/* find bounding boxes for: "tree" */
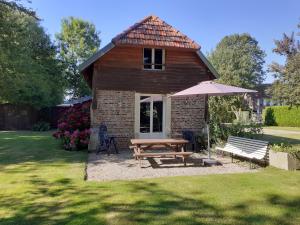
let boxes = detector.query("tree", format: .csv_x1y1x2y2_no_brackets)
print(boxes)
208,33,266,88
207,34,266,124
0,1,64,108
0,0,38,19
56,17,100,98
269,23,300,106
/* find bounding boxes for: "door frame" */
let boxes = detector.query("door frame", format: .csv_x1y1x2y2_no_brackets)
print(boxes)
134,93,171,139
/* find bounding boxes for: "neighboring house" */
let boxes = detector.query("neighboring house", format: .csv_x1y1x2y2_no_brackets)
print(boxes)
57,96,92,107
252,84,280,115
79,15,219,149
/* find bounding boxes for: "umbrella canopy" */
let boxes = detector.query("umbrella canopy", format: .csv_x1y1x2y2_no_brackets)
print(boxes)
170,80,257,164
171,81,257,97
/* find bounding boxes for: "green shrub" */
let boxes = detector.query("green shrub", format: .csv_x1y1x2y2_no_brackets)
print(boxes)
210,121,263,144
263,106,300,127
263,107,277,126
32,121,50,131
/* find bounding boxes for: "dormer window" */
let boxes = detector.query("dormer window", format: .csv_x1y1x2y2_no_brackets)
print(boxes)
143,48,165,70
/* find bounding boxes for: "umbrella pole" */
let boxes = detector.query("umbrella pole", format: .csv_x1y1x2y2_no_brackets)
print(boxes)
205,94,211,159
207,123,210,159
203,94,217,166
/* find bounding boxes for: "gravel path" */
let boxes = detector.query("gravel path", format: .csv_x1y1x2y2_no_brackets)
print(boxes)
263,128,300,135
87,150,258,181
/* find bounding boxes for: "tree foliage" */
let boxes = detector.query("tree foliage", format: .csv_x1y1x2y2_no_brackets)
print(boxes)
56,17,100,98
207,34,266,125
268,23,300,106
0,1,64,108
0,0,38,19
208,33,266,88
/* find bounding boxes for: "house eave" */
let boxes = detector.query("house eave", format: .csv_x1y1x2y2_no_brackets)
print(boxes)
196,50,220,79
79,42,115,72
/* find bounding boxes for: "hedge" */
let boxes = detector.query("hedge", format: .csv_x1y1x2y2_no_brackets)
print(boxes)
263,106,300,127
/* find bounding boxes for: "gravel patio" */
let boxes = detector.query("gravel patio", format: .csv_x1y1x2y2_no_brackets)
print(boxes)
87,150,258,181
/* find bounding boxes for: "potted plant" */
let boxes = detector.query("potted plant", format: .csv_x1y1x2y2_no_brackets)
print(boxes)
269,143,300,170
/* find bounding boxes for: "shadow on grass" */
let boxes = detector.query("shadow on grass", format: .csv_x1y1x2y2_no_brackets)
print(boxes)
1,175,300,225
0,131,85,168
253,134,300,145
1,131,300,225
0,176,216,225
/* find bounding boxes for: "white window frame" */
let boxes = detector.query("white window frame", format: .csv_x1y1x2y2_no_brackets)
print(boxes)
143,48,165,71
134,93,171,139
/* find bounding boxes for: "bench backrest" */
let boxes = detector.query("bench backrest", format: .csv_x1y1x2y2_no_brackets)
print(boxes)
99,123,109,145
224,136,268,160
182,130,195,143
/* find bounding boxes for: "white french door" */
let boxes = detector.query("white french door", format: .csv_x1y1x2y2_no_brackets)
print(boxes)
136,94,166,139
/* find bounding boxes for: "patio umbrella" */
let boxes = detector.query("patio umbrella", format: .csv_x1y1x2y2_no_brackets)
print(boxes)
171,81,257,165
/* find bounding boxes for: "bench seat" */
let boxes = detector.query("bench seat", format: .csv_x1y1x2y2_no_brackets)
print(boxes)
134,151,193,157
134,151,193,167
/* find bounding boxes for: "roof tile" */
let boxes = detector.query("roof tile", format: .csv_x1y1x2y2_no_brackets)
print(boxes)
112,15,200,50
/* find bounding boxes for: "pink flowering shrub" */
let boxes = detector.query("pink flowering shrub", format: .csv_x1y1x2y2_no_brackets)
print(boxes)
53,101,91,150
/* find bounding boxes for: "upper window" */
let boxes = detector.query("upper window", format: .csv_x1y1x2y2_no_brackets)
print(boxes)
143,48,165,70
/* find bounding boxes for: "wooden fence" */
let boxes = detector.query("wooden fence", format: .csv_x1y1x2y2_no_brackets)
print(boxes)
0,104,38,130
0,104,69,130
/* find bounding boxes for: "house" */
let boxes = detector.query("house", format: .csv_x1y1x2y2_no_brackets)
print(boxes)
79,15,219,149
57,96,92,107
253,83,281,115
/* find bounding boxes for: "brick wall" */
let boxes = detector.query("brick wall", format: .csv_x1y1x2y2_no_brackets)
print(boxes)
89,90,207,151
171,95,206,137
90,89,135,150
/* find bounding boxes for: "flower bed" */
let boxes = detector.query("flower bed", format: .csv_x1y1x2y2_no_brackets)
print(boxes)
53,101,91,150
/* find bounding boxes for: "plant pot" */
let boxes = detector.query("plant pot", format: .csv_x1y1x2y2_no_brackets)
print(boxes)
269,150,300,170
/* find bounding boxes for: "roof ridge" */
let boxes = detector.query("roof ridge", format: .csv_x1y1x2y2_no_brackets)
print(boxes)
112,15,200,49
112,15,155,44
158,17,199,47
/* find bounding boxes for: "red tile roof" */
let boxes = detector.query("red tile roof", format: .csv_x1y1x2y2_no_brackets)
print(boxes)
112,15,200,50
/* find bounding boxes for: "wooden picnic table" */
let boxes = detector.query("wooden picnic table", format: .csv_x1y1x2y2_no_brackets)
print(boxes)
130,138,191,167
131,138,189,152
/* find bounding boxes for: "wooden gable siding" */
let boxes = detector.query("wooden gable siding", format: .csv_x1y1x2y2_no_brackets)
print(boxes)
93,46,213,94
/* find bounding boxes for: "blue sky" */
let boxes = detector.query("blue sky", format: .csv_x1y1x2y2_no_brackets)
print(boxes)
26,0,299,83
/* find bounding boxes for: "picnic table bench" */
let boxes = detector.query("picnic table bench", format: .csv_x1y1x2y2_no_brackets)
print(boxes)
216,136,269,168
130,139,192,167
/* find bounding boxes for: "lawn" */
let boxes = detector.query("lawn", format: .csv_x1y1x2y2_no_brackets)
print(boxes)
0,131,299,225
260,127,300,148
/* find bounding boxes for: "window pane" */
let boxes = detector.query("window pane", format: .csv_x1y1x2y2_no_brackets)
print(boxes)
154,64,163,70
153,96,163,132
154,49,163,69
143,48,152,69
140,96,151,133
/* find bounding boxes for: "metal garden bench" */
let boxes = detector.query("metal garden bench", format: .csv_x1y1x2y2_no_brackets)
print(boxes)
216,136,269,169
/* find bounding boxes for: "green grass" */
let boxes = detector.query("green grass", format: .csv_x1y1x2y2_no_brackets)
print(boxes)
0,131,300,225
258,127,300,149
